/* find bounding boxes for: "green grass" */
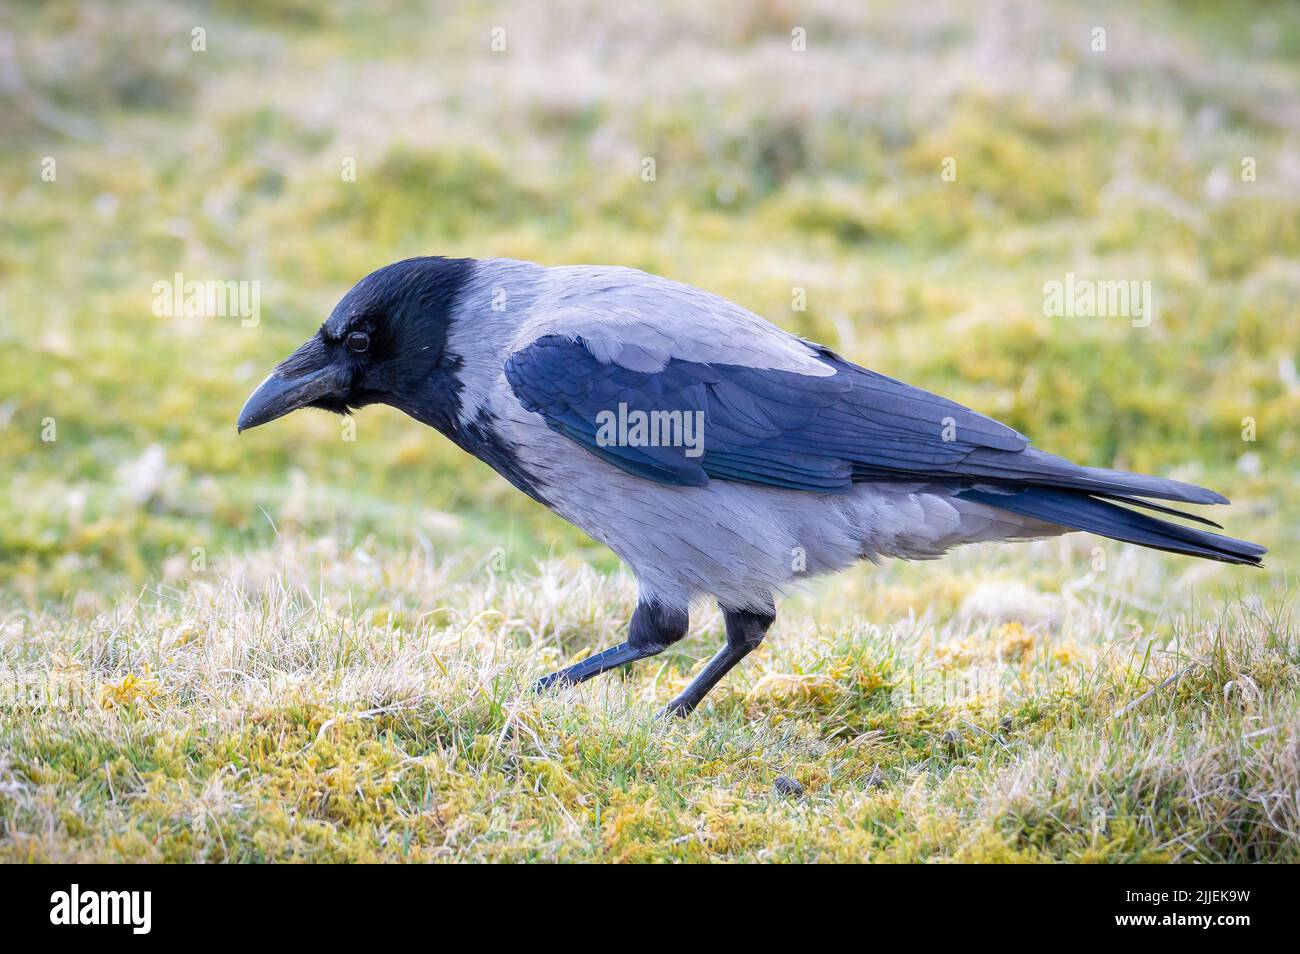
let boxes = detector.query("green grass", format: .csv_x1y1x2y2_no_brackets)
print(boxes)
1,0,1298,861
2,543,1296,862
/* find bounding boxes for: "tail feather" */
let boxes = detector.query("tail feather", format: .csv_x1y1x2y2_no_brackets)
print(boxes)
957,486,1265,566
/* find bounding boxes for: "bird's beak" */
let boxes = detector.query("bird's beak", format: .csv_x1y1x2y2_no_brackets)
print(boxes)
237,337,345,432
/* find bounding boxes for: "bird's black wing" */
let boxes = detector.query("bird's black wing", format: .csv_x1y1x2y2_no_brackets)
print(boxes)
504,334,1222,503
505,334,1031,491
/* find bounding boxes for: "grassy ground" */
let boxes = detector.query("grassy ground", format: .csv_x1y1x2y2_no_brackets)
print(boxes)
1,0,1298,861
2,542,1297,862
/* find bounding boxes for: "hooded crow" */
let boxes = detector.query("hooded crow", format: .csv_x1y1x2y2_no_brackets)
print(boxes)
239,257,1265,714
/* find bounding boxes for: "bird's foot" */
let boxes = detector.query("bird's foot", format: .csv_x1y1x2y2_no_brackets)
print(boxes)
532,670,572,694
533,641,652,695
655,697,697,719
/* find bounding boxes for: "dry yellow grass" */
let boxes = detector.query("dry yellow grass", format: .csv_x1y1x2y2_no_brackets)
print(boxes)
2,535,1295,862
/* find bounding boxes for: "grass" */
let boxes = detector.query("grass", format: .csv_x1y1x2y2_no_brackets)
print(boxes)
2,540,1296,862
1,0,1298,861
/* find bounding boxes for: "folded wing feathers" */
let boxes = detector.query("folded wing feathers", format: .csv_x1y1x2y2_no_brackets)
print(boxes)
506,334,1244,530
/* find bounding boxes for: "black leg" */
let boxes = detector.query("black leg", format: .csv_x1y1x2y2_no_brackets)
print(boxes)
534,599,688,693
660,605,774,717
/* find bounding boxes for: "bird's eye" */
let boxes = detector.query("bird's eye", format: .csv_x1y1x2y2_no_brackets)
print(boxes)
346,332,370,353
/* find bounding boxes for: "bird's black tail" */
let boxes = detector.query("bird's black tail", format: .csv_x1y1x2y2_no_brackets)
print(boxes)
957,485,1266,566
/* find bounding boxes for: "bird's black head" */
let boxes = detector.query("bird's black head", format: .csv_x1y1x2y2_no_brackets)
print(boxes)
237,256,474,434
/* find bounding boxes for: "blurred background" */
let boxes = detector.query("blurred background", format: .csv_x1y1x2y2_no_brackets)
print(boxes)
1,0,1297,606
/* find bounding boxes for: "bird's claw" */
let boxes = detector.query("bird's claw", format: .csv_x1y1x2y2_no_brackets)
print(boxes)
532,671,572,695
655,699,694,719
